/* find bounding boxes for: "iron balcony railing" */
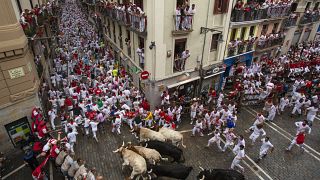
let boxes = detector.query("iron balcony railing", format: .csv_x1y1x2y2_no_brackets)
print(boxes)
256,37,284,50
231,5,291,22
102,7,147,33
299,13,320,25
173,15,194,32
282,17,298,28
227,41,256,57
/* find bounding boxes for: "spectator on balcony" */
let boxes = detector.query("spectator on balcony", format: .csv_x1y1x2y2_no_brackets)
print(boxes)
186,4,196,30
235,1,244,10
175,6,181,30
136,47,144,69
181,50,190,71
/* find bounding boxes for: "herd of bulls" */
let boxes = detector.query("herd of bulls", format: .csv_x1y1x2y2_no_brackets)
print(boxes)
113,127,245,180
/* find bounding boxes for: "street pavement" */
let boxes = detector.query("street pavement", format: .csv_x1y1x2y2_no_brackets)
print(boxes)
72,105,320,180
3,105,320,180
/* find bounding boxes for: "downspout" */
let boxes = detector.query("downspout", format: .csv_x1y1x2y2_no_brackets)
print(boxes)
198,0,211,95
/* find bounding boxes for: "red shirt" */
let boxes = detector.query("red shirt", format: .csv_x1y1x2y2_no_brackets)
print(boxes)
159,111,165,118
33,142,43,153
65,98,73,106
32,156,49,180
164,115,172,123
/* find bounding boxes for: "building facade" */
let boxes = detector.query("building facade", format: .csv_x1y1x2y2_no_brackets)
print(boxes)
224,0,320,80
88,0,233,107
281,0,320,53
0,0,42,151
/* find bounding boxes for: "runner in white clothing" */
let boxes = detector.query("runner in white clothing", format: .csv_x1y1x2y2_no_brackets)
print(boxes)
230,145,245,173
306,105,318,126
248,124,266,145
256,137,274,163
206,129,222,151
90,120,99,142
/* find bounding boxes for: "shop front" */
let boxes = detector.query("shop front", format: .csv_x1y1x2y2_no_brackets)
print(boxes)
202,64,225,93
167,76,200,99
222,52,253,90
223,51,253,78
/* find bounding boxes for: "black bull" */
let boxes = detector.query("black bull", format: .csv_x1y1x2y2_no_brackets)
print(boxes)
141,140,185,163
197,169,245,180
148,164,192,179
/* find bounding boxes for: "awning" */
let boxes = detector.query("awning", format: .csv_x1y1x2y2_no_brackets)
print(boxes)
204,71,225,79
167,76,200,89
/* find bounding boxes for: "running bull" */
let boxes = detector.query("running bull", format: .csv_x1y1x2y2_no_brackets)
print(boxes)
159,127,186,148
197,167,245,180
113,142,150,179
141,140,185,163
148,164,193,179
132,127,166,142
126,142,168,165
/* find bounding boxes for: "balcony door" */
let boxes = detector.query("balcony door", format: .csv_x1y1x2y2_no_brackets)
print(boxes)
174,38,187,72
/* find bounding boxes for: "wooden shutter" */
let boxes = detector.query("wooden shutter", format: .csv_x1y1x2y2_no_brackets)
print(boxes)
222,0,229,13
213,0,220,14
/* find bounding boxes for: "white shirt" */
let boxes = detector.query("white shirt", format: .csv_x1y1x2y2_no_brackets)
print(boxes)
67,131,78,143
260,139,273,151
235,149,245,160
90,121,99,132
307,107,318,116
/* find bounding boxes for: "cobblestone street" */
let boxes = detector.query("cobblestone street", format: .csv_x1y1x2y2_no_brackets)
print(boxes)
70,106,320,180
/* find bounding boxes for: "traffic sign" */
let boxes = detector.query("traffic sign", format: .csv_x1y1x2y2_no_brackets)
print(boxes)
140,71,150,80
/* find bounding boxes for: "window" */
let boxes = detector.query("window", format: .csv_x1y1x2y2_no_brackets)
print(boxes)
262,24,268,34
291,3,298,12
230,29,237,41
306,2,312,11
240,27,247,40
210,34,219,51
249,26,255,36
138,37,145,49
314,2,319,10
134,0,143,10
273,23,279,32
174,38,187,72
123,0,130,4
214,0,229,14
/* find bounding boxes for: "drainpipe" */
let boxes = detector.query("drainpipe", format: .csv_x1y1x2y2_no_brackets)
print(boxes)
197,0,211,96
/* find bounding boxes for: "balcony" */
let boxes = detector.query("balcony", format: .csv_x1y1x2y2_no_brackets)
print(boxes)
102,7,147,36
256,36,284,52
299,12,320,25
172,15,194,36
231,5,290,24
282,16,298,29
227,39,256,57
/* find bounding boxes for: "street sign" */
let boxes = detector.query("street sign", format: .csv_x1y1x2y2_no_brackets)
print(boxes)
140,71,150,80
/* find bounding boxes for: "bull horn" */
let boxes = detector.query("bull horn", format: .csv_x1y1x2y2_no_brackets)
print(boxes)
200,175,205,180
147,169,153,174
199,166,204,171
145,143,148,148
122,141,125,147
113,149,119,153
